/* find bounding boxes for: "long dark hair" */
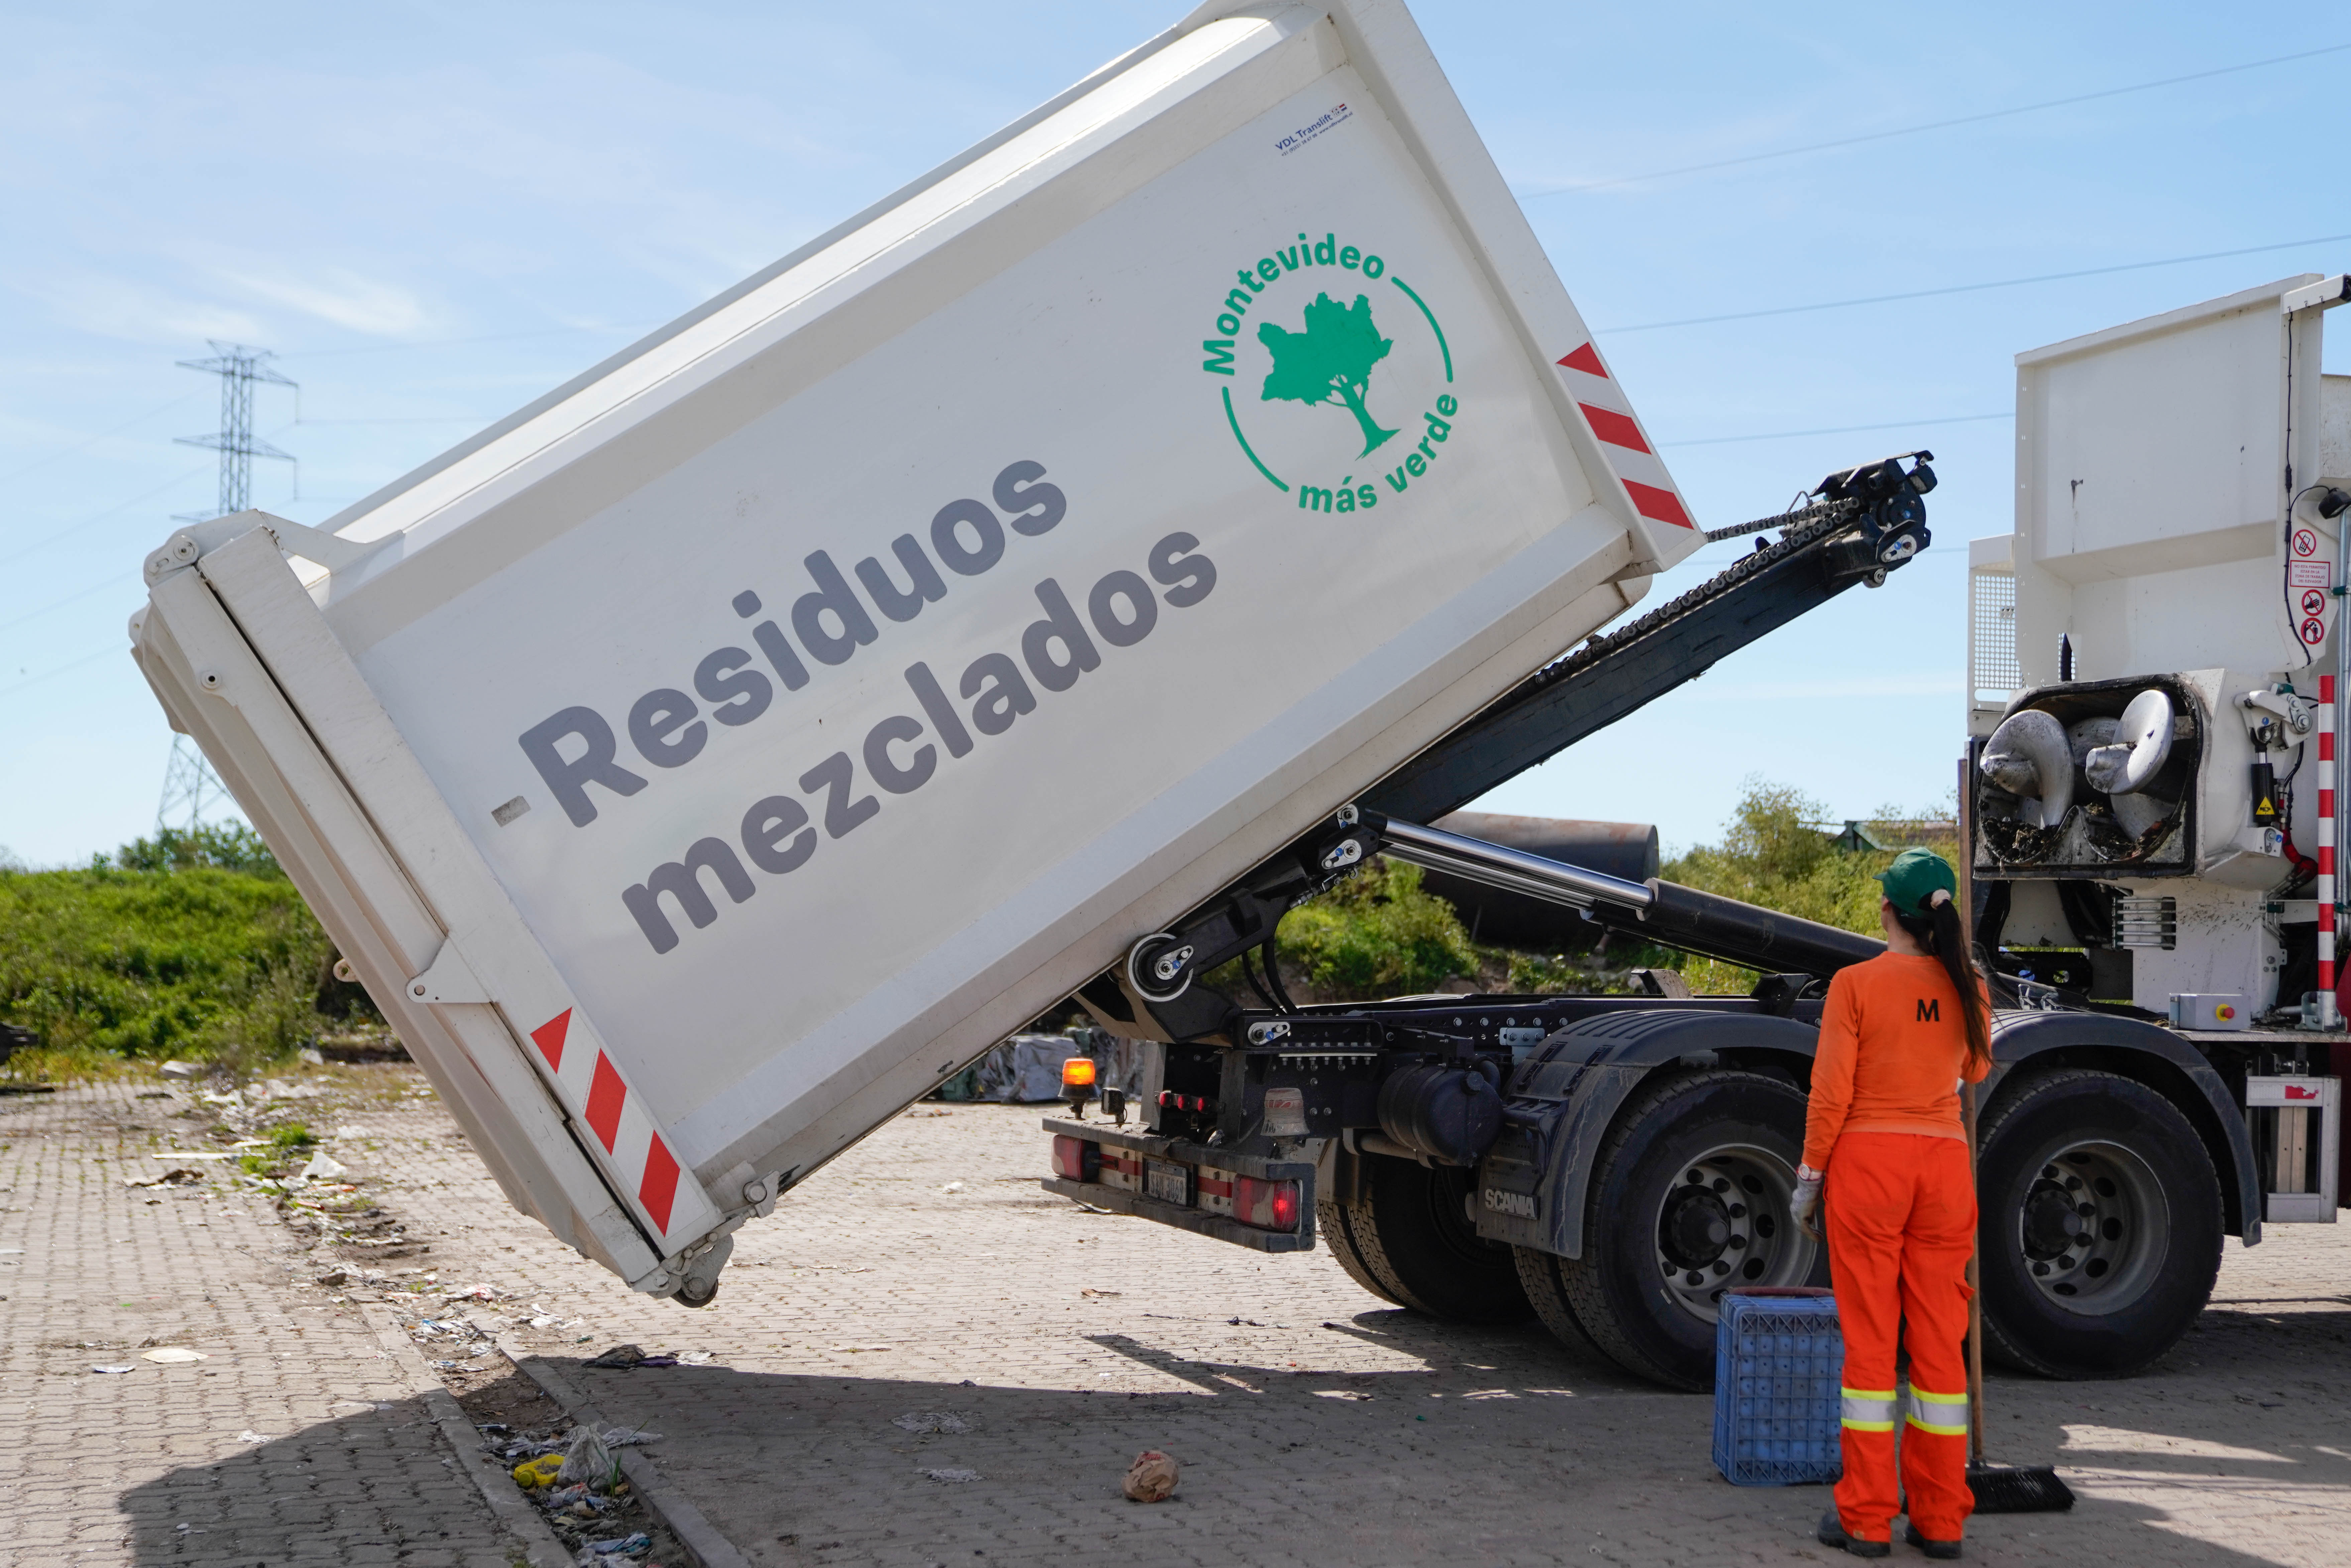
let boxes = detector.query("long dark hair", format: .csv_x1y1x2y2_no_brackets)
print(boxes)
1892,896,1992,1072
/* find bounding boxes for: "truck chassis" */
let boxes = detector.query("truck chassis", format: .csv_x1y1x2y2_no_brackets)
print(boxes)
1044,452,2311,1389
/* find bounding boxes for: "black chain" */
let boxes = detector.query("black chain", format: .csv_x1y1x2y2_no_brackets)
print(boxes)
1502,496,1863,700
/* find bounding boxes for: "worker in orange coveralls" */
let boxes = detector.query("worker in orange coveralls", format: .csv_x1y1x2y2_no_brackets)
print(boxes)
1794,848,1991,1561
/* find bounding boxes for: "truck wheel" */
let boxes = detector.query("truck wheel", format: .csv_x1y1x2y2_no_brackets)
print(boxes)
1315,1199,1404,1307
1553,1071,1824,1389
1975,1069,2222,1377
1340,1155,1530,1323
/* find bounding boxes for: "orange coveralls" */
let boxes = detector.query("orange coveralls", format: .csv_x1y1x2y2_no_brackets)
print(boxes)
1804,952,1990,1544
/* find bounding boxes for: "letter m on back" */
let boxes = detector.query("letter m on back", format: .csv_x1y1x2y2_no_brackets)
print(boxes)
1917,997,1940,1023
1202,340,1235,375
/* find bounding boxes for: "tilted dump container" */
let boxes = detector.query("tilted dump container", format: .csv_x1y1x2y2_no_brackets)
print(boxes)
128,0,1701,1301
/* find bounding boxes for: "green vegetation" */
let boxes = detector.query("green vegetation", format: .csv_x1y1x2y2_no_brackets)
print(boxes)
0,822,364,1078
269,1122,316,1148
1270,857,1478,998
1663,780,1957,993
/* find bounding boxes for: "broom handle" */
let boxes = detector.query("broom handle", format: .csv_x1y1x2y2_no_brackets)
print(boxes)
1956,751,1987,1466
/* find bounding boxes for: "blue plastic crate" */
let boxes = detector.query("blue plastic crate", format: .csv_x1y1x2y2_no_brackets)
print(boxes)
1712,1287,1844,1486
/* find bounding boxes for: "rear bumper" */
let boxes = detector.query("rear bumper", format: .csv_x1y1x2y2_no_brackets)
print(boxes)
1039,1117,1317,1254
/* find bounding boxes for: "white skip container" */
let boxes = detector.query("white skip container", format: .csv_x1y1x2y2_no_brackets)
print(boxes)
128,0,1701,1300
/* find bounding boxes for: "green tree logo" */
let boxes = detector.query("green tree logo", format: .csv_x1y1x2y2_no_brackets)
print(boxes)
1257,292,1398,456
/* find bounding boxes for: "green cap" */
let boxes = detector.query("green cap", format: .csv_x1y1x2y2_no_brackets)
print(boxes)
1876,847,1957,916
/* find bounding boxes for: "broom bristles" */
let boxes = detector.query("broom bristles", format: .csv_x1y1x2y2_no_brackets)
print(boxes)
1967,1462,2075,1514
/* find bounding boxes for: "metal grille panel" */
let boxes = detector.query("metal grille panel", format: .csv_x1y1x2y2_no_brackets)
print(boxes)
1970,568,2019,703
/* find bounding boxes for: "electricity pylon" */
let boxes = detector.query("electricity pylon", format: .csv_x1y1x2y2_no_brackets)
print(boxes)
158,342,299,829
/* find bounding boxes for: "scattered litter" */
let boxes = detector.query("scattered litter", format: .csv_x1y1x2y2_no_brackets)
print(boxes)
557,1425,618,1489
583,1534,650,1557
939,1181,965,1193
583,1343,646,1370
299,1047,326,1065
316,1270,348,1288
1080,1288,1122,1299
674,1350,714,1366
1123,1449,1180,1503
529,1315,559,1328
512,1453,566,1489
124,1169,204,1189
600,1425,664,1447
831,1344,893,1353
159,1060,201,1079
236,1430,271,1444
141,1347,208,1363
922,1468,982,1484
299,1151,349,1182
1314,1389,1374,1401
892,1412,971,1435
92,1364,134,1375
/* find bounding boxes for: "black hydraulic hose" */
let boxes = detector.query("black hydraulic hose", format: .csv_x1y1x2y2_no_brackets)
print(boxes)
1260,932,1300,1014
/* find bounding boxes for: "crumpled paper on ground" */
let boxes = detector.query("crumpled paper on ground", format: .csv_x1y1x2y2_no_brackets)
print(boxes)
1123,1449,1179,1502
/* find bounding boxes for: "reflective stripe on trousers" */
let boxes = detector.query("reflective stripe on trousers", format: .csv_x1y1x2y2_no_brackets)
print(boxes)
1905,1384,1968,1437
1840,1387,1897,1432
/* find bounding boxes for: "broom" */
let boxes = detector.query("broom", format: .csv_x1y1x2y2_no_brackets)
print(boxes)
1955,754,2075,1515
1957,1081,2074,1513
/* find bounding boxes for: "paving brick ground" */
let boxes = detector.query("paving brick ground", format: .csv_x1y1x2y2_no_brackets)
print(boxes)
362,1075,2351,1568
10,1064,2351,1567
0,1075,525,1568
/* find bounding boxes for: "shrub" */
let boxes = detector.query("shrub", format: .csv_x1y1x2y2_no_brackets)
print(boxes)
0,825,356,1073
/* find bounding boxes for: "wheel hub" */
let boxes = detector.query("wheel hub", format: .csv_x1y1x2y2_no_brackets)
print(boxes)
2009,1141,2166,1309
1652,1147,1814,1323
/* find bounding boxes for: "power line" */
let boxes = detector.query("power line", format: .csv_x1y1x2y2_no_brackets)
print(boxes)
1602,232,2351,333
1660,412,2011,448
278,321,658,359
1519,40,2351,198
0,461,215,570
0,646,119,703
0,392,200,488
0,572,140,639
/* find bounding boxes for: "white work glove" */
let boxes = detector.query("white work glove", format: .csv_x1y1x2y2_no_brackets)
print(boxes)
1791,1166,1823,1240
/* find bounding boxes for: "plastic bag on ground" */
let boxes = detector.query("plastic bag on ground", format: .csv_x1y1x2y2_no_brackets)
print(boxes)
583,1343,645,1369
557,1425,617,1490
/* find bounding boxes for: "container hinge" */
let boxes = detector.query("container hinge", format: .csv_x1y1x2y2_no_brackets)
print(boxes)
404,939,490,1004
145,508,398,586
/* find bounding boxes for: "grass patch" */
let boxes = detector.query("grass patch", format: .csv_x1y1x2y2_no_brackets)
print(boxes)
0,822,373,1075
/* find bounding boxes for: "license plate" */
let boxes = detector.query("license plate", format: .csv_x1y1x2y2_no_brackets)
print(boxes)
1145,1157,1193,1207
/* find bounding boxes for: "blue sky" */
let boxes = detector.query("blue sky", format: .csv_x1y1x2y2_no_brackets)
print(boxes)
2,1,2345,865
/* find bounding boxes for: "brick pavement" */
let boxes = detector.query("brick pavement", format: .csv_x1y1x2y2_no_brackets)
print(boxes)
343,1074,2351,1568
10,1066,2351,1567
0,1076,528,1568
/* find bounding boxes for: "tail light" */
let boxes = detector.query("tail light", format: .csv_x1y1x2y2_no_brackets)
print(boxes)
1051,1134,1099,1182
1234,1174,1300,1232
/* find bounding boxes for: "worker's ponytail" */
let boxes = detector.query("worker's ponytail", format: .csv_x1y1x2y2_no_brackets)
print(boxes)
1896,890,1992,1072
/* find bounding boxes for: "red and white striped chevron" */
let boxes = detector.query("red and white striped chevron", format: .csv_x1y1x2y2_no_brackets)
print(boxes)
1554,341,1694,532
525,1006,720,1246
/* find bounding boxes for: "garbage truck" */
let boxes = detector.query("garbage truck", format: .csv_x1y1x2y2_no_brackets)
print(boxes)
125,0,2321,1392
1037,271,2351,1391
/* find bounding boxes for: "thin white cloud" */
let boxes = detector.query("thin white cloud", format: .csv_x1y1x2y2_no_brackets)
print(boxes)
211,264,432,337
11,273,264,345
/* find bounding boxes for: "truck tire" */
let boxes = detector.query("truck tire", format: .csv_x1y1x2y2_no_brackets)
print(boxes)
1315,1199,1404,1307
1338,1154,1531,1323
1975,1068,2222,1377
1549,1071,1824,1390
